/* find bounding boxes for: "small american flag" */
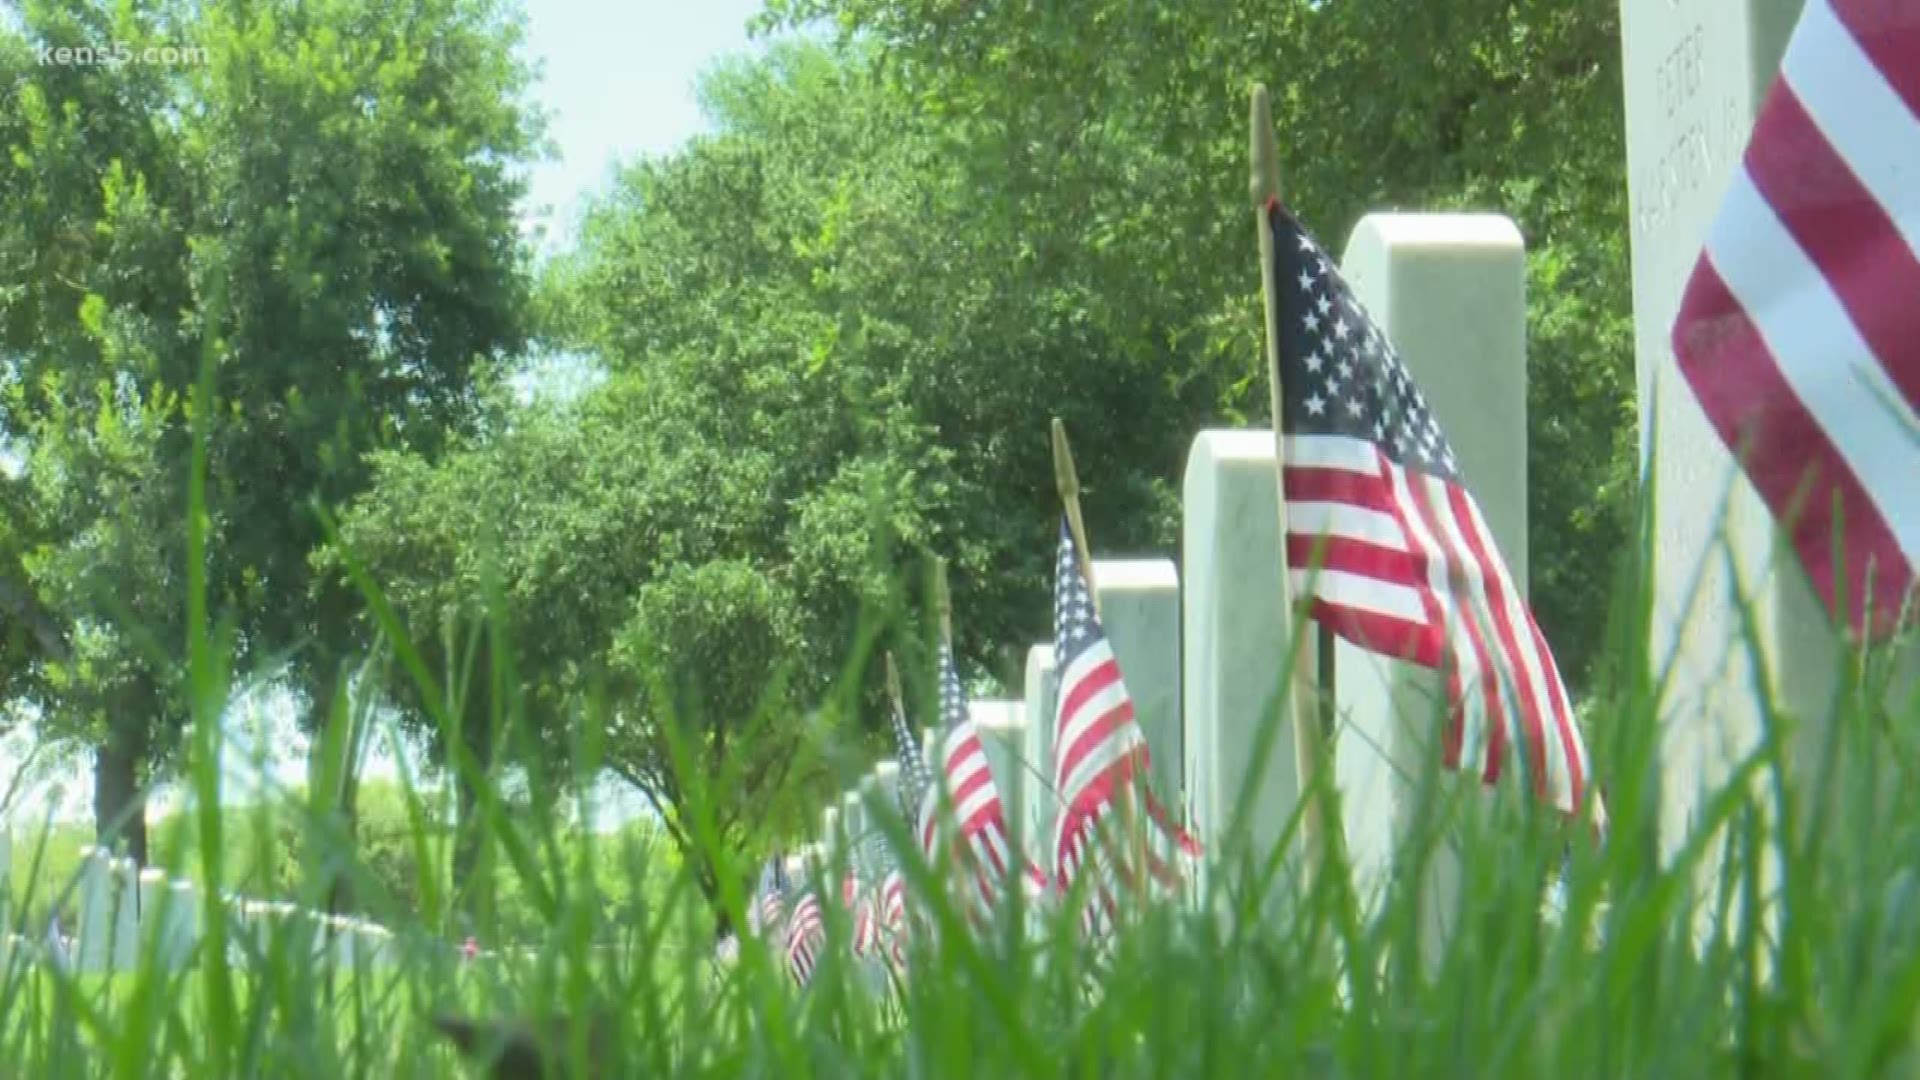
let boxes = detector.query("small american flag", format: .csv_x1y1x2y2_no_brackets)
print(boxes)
1268,199,1595,819
747,855,788,938
919,642,1050,925
785,888,824,986
1050,521,1200,939
849,826,892,959
888,690,936,837
1670,0,1919,639
878,864,907,963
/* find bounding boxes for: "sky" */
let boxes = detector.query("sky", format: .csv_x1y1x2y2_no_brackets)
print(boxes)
517,0,773,253
2,0,775,830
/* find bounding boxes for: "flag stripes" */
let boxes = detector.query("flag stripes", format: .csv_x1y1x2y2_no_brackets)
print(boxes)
1671,0,1920,637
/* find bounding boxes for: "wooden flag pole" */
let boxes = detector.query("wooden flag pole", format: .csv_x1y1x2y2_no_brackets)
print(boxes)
1251,84,1336,894
932,558,955,653
1050,417,1101,618
885,651,906,718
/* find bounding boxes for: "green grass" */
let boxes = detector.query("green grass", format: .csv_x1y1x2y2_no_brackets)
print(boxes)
1,311,1916,1077
0,546,1913,1079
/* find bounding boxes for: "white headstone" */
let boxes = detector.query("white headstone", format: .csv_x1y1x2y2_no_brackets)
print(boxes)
1021,644,1060,859
967,699,1034,853
137,868,170,963
1622,0,1823,865
840,791,867,871
1090,558,1183,805
167,880,199,969
867,761,902,834
1620,0,1917,930
75,846,114,972
1181,430,1308,902
109,858,140,972
820,806,840,860
1333,211,1533,965
362,923,395,969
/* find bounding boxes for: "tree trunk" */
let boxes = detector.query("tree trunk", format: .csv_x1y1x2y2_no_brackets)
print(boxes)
93,723,146,866
451,710,493,929
304,670,359,916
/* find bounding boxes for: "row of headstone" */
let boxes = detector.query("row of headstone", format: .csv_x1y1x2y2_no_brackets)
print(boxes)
12,843,401,975
790,200,1554,953
855,0,1919,960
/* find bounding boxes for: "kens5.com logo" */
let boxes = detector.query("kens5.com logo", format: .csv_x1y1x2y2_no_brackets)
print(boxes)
37,42,210,67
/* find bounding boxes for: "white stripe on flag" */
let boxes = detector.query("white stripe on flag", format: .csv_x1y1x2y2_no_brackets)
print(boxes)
1285,432,1380,472
1288,566,1427,624
1705,175,1920,562
1286,499,1408,549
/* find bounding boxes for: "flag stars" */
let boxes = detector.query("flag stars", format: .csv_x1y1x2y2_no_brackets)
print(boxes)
1305,393,1328,416
1303,310,1321,334
1297,270,1314,293
1344,397,1365,419
1305,348,1326,374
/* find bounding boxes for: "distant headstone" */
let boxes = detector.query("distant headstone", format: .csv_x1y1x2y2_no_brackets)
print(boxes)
867,761,902,834
361,923,395,969
109,858,140,972
1181,430,1306,902
75,846,113,972
137,868,170,964
1334,210,1533,965
1021,645,1060,857
1090,558,1183,805
820,807,841,862
966,699,1033,853
167,880,199,969
840,791,867,871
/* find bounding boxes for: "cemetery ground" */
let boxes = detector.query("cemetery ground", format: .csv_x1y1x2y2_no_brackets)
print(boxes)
1,485,1916,1078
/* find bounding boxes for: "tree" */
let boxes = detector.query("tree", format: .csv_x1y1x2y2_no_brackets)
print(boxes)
0,0,541,864
760,0,1637,689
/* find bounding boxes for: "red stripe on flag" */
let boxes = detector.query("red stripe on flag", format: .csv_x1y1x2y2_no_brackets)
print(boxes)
1284,532,1421,582
1303,598,1441,667
1283,465,1398,514
1673,260,1913,631
947,755,991,809
1406,476,1508,784
1747,86,1920,411
1526,614,1585,811
1444,481,1552,804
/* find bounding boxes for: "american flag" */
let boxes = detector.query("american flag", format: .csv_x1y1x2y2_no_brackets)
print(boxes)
1670,0,1919,640
784,886,824,986
1050,521,1200,938
747,855,788,938
878,863,908,969
1268,199,1595,819
887,689,936,838
919,641,1051,924
849,825,893,959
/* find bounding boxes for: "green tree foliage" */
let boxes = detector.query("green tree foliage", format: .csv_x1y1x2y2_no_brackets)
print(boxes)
0,0,541,862
761,0,1638,689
